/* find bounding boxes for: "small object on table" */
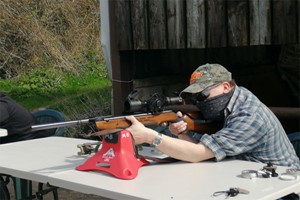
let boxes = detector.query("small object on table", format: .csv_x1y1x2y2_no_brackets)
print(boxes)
212,187,249,198
263,162,278,177
77,142,101,155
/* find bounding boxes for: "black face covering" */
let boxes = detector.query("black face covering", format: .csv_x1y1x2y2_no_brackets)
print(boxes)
196,89,235,121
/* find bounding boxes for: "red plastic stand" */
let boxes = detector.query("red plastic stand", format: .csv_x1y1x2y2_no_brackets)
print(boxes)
76,130,149,180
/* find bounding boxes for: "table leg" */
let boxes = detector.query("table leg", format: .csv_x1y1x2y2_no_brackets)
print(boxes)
13,177,32,200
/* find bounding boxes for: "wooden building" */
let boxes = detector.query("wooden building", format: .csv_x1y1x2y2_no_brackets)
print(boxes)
100,0,299,131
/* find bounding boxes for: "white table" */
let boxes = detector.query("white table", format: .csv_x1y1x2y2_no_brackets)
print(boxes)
0,128,8,137
0,137,299,200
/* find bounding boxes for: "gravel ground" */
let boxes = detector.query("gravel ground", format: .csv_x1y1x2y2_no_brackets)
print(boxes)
6,180,112,200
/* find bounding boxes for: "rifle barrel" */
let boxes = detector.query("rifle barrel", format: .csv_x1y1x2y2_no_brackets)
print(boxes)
31,119,93,132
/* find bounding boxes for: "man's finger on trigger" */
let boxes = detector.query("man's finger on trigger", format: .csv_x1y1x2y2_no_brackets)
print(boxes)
177,111,183,117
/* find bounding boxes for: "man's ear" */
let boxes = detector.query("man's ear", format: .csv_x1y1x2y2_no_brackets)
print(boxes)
222,82,232,94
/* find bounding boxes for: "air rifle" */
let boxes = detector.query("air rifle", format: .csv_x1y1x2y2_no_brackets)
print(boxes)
31,91,219,134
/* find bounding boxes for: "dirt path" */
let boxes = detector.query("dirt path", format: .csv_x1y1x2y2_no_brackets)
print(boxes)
6,180,112,200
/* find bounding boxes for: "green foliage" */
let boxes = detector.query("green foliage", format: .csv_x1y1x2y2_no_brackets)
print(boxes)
0,79,16,91
15,69,63,98
83,51,107,76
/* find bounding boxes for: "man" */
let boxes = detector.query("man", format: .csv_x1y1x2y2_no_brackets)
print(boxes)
125,63,300,168
0,92,49,144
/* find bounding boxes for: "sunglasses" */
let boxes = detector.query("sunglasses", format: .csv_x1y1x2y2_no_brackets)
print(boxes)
182,84,220,104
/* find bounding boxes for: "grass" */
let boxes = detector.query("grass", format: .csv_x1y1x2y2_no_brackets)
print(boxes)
0,64,112,116
1,65,112,138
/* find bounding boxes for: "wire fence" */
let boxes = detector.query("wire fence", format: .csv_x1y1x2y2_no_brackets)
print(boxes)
37,89,112,139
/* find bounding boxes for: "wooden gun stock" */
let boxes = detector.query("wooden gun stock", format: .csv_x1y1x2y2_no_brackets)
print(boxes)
95,111,221,134
182,114,221,134
95,111,177,130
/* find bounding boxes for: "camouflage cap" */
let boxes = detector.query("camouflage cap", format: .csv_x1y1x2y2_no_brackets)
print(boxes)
181,63,232,94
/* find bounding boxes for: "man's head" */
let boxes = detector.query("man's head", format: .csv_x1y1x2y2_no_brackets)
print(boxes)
181,63,232,95
181,64,235,121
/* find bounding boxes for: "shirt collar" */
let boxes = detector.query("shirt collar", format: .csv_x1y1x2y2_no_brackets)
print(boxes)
225,86,240,115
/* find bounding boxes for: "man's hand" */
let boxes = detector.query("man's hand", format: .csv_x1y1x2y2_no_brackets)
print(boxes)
125,115,156,145
168,111,188,136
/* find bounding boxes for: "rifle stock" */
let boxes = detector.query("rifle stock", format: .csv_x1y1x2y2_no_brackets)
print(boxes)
95,111,177,130
96,111,219,134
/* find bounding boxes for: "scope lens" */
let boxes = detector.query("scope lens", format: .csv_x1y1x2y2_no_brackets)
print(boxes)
124,100,146,112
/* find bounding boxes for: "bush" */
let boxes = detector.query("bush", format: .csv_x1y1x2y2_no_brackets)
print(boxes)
0,0,102,77
16,69,63,97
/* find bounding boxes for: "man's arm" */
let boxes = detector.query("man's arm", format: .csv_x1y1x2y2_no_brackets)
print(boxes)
0,102,10,124
125,115,215,163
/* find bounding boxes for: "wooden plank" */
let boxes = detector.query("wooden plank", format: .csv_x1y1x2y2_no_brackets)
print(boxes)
272,0,298,44
186,0,206,48
133,75,187,98
131,0,148,49
148,0,167,49
249,0,271,45
298,0,300,43
227,0,248,47
166,0,186,48
206,0,227,47
109,1,133,114
112,52,134,114
114,0,132,50
206,48,230,67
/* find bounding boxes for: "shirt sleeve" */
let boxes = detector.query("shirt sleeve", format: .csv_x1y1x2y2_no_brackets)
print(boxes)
200,110,267,161
0,102,10,124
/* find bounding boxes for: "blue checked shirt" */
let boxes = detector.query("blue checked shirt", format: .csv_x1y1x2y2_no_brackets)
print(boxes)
199,86,300,168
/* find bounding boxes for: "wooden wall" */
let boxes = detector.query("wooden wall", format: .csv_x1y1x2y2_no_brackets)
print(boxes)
107,0,299,114
113,0,299,50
